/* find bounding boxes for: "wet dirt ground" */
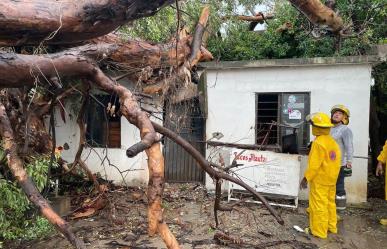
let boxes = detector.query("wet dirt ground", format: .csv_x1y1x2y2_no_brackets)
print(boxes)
5,183,387,249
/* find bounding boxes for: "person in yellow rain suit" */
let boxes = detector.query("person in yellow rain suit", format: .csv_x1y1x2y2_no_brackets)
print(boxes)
300,112,341,238
376,140,387,225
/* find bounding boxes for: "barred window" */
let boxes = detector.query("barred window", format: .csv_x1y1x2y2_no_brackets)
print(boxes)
256,93,310,154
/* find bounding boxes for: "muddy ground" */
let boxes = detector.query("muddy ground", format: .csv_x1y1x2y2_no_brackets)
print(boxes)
5,183,387,249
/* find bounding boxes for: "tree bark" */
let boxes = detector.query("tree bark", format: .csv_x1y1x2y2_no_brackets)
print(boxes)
288,0,343,32
0,34,211,88
214,179,233,227
0,104,86,249
222,13,274,22
0,47,180,248
0,0,174,46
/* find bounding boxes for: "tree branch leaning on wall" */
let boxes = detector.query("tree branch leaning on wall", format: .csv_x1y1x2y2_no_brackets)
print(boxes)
0,104,86,249
0,50,181,248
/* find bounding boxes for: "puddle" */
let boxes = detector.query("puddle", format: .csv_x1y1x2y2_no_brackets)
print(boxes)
49,195,72,217
288,207,387,249
336,215,387,249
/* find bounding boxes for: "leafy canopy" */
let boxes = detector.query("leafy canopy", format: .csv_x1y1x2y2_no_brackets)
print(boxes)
122,0,386,60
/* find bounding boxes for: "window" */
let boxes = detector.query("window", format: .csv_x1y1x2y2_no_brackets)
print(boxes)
256,93,310,154
86,94,121,148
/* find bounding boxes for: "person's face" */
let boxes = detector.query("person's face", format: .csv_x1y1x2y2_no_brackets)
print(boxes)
332,111,344,124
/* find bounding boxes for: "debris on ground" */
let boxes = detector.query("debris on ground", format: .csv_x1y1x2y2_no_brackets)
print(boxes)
5,183,387,249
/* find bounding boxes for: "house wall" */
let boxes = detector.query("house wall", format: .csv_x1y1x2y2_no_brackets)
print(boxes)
204,63,372,203
54,81,162,186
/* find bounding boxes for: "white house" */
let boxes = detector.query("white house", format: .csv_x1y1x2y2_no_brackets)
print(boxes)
53,55,378,204
54,80,205,187
199,56,378,204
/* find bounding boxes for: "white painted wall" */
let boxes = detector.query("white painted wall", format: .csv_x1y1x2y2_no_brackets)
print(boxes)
204,63,372,203
54,82,162,186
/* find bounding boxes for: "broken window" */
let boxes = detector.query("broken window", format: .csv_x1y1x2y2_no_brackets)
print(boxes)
256,93,310,154
86,94,121,148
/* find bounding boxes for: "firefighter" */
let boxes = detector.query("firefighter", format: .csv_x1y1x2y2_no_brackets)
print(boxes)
376,140,387,226
300,112,341,238
330,104,353,210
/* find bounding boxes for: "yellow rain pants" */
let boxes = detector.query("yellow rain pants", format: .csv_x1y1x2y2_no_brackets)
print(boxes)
377,140,387,200
309,182,337,238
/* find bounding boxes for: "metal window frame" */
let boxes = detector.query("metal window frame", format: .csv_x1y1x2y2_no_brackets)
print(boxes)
255,92,310,152
255,93,281,146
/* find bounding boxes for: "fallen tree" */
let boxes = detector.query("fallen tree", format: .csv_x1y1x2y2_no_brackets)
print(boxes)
0,4,280,248
0,1,345,248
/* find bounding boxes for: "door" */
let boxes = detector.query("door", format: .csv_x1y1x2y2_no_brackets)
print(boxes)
163,98,205,182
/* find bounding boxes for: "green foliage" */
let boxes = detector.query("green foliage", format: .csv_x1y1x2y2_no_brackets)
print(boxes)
0,155,56,240
121,0,264,43
208,0,386,60
373,62,387,115
122,0,385,60
121,6,178,42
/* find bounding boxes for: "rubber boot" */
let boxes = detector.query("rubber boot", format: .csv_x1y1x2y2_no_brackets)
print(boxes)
336,195,346,210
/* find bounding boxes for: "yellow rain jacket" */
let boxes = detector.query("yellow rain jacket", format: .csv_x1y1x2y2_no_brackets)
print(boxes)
305,129,342,185
305,126,341,239
377,140,387,200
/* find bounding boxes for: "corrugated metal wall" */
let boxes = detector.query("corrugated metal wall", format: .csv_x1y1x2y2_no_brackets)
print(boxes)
163,98,205,183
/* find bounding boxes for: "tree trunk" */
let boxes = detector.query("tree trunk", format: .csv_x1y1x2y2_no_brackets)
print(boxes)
0,0,174,46
0,34,211,88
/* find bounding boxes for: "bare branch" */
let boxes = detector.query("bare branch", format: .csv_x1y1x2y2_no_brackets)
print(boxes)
152,121,284,225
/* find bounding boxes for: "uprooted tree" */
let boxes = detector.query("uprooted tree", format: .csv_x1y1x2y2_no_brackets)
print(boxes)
0,0,344,248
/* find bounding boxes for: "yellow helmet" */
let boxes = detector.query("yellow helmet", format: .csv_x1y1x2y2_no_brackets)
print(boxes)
331,104,350,125
306,112,334,128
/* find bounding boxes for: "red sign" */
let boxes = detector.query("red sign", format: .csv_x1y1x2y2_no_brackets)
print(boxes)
233,152,267,162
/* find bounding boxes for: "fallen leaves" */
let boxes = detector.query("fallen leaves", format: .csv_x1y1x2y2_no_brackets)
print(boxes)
71,194,107,219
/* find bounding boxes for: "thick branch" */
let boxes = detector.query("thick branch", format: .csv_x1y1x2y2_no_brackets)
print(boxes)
0,104,85,249
0,35,212,88
222,13,274,22
152,122,284,225
288,0,343,32
141,6,212,95
0,0,174,46
0,47,179,249
188,6,210,66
